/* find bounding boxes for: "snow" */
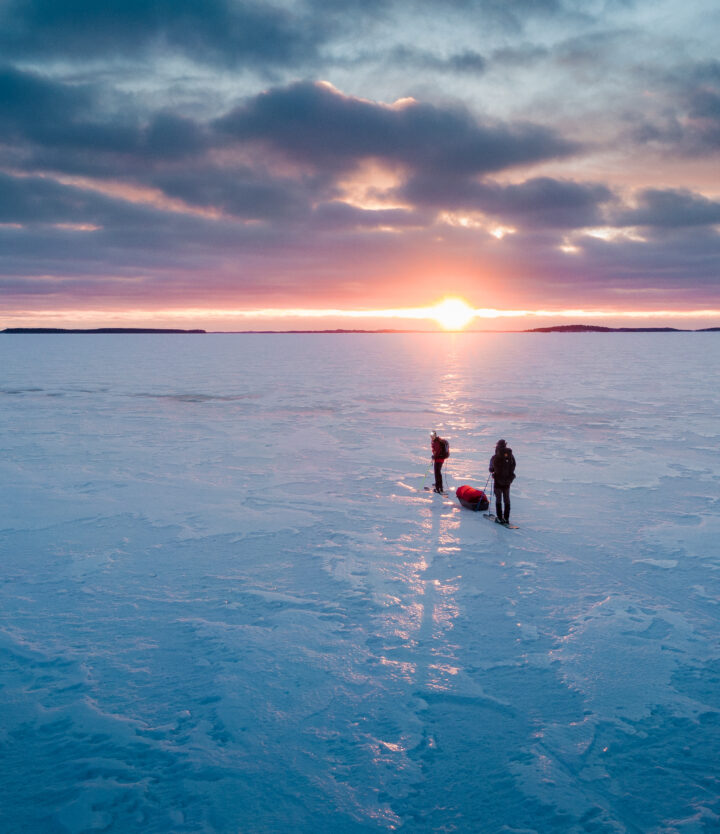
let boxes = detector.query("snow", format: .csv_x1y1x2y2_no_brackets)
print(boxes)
1,332,719,833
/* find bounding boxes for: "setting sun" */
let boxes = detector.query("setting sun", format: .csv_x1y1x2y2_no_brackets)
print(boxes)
431,298,476,330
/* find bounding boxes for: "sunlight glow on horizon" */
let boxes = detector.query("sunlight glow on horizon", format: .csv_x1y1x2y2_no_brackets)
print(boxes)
5,299,720,330
432,299,476,330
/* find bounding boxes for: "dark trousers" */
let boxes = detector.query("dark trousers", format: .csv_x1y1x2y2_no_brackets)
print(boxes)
433,459,444,492
495,484,511,521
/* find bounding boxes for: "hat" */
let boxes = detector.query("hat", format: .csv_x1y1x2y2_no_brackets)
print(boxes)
430,431,437,438
496,438,506,448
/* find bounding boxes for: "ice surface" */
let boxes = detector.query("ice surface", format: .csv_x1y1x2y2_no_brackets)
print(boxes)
1,333,719,832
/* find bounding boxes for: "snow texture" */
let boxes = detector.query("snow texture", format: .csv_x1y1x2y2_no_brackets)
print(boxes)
1,333,719,833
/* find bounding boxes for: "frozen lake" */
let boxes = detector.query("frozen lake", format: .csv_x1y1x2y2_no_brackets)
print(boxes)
1,333,719,833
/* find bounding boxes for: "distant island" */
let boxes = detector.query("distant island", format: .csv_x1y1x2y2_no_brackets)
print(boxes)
3,327,206,334
524,324,687,333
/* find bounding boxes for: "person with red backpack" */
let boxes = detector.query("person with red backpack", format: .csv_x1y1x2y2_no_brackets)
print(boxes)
489,439,516,524
430,431,450,493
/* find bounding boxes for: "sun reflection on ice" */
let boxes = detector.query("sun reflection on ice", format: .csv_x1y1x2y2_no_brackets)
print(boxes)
378,656,417,681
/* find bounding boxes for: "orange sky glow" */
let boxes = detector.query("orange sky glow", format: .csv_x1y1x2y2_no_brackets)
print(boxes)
5,298,720,331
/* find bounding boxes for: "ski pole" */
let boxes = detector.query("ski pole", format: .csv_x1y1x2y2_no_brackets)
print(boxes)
420,460,432,490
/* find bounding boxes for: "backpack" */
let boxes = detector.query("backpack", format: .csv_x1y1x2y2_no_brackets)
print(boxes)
438,438,450,459
493,451,515,484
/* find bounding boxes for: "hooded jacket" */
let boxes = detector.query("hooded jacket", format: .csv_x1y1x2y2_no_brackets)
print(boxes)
489,442,516,487
431,435,449,461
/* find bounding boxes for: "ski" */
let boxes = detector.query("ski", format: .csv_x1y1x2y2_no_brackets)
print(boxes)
483,513,519,529
424,487,449,495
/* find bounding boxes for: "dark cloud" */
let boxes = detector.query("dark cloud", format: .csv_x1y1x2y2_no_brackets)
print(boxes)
693,60,720,84
143,113,208,159
0,65,92,143
689,87,720,121
551,28,632,69
1,70,580,234
479,178,614,229
615,189,720,229
402,176,614,229
330,43,488,75
215,80,577,174
0,171,136,226
409,0,565,34
383,46,487,74
686,85,720,149
0,65,210,178
571,227,720,294
151,167,314,221
0,0,321,69
492,43,550,67
0,171,306,291
633,60,720,155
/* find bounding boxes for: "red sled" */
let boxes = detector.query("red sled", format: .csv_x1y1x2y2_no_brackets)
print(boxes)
456,485,490,512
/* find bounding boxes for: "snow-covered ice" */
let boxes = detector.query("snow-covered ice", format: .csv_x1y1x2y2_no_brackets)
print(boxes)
1,332,719,833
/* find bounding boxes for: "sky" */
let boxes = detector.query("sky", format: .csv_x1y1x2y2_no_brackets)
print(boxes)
1,0,719,330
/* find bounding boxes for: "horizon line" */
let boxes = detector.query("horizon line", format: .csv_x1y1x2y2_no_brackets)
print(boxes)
3,303,720,328
5,324,720,334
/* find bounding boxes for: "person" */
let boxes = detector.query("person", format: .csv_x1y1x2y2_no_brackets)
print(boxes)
489,439,516,524
430,431,449,493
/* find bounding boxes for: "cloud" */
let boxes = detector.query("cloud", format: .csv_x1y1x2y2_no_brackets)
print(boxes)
0,169,307,297
571,227,720,294
409,0,566,35
1,0,718,319
0,172,96,225
2,180,719,311
1,70,581,233
403,176,614,229
382,46,487,74
150,166,314,221
143,113,209,159
0,65,92,143
215,80,577,174
0,65,211,180
632,60,720,156
492,43,550,67
615,189,720,229
686,85,720,150
0,0,321,69
4,70,575,188
310,201,421,230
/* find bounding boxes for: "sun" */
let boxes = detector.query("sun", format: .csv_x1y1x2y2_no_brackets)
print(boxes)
432,298,476,330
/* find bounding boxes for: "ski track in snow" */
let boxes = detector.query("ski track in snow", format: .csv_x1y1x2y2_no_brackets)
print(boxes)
1,333,719,833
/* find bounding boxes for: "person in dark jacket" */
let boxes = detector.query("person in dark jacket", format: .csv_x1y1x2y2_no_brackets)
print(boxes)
430,431,449,493
489,439,516,524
